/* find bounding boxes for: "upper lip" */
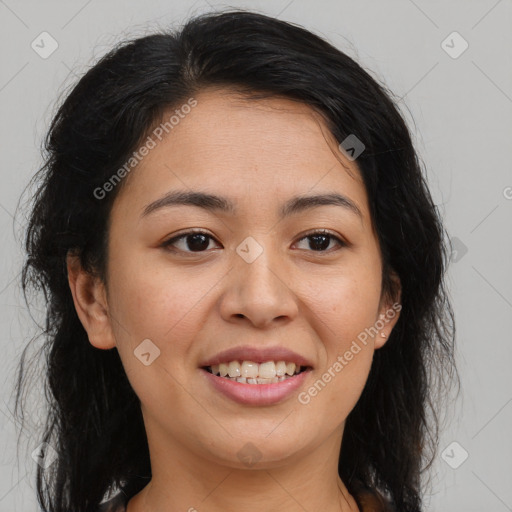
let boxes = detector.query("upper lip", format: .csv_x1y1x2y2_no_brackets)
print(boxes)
199,345,313,368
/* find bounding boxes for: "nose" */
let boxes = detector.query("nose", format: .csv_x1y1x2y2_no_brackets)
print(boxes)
219,248,299,328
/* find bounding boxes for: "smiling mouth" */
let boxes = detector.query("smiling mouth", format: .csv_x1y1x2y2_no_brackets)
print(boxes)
202,361,311,385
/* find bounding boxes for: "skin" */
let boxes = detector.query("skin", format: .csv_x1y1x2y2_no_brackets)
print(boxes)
67,88,401,512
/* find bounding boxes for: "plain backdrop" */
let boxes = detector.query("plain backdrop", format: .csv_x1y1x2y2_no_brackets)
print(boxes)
0,1,511,511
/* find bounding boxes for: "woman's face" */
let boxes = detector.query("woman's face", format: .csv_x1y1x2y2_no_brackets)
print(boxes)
73,88,400,470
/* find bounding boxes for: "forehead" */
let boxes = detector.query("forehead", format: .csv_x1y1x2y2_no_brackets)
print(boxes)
114,88,371,227
143,87,360,175
172,87,343,155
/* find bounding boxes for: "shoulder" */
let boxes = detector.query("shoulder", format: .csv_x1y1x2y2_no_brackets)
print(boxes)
97,492,129,512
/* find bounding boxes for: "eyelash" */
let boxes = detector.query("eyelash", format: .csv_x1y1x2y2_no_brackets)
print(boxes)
161,229,346,255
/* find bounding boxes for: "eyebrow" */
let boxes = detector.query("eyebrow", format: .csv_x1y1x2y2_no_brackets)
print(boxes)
141,190,363,220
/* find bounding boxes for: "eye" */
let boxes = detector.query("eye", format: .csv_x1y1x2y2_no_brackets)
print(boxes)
294,230,346,253
161,230,221,254
161,229,346,255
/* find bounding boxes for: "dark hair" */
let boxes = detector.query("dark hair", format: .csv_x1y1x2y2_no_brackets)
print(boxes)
14,8,457,512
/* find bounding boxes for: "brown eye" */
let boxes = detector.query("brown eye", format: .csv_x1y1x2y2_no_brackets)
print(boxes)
161,231,220,253
294,230,346,253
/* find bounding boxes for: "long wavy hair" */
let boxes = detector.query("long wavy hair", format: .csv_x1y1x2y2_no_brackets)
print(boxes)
13,9,457,512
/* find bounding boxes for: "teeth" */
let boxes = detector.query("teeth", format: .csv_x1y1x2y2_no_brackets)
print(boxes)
275,361,287,376
258,361,276,379
228,361,241,378
241,361,259,379
221,374,292,384
207,360,305,379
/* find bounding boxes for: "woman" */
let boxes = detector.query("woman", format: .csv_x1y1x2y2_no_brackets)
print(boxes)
15,9,457,512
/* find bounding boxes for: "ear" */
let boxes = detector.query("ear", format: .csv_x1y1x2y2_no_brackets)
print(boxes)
66,252,116,350
375,271,402,349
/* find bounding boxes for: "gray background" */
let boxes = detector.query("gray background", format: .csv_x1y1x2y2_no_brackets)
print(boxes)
1,0,511,510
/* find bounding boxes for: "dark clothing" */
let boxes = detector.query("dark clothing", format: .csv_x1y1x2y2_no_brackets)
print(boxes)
98,492,129,512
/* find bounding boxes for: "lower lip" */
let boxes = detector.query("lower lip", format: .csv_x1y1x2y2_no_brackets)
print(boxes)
200,368,311,406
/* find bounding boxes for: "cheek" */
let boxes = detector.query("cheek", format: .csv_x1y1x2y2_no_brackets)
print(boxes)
106,255,210,409
297,265,380,417
305,266,382,349
299,332,375,432
107,253,222,345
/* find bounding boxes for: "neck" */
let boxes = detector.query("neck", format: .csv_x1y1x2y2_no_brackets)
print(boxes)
127,423,360,512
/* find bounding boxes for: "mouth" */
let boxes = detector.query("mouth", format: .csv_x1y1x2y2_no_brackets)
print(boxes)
201,360,312,385
200,360,313,406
